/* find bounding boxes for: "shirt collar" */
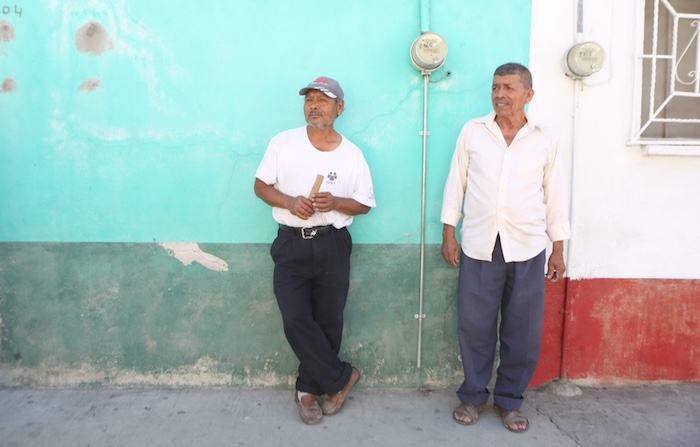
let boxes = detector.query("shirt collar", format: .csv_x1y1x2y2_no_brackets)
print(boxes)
478,111,542,127
476,111,543,135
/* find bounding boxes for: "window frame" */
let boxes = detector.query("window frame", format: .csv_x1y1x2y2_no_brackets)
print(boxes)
630,0,700,156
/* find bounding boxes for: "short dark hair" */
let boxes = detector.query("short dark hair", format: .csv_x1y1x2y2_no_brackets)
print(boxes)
494,63,533,90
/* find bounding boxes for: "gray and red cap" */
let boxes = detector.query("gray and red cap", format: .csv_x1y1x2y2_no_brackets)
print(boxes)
299,77,344,100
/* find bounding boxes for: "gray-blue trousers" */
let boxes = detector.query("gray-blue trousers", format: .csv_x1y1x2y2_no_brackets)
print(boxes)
456,235,545,411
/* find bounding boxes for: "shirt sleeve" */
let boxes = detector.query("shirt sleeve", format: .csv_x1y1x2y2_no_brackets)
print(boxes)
542,134,572,242
441,123,471,227
255,136,279,186
350,152,376,208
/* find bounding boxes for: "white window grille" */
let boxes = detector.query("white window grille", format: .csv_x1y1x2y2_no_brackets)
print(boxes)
632,0,700,155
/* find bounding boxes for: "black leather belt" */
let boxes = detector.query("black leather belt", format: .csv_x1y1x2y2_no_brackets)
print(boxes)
279,224,334,239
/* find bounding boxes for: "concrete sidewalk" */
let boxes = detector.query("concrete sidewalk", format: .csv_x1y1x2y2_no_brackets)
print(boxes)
1,382,699,447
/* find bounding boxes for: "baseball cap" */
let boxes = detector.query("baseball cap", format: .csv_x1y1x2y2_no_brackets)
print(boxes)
299,77,344,100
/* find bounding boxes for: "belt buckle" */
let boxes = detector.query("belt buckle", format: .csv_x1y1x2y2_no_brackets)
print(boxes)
301,227,317,239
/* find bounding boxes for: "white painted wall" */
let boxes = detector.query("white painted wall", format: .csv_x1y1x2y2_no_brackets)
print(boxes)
530,0,700,280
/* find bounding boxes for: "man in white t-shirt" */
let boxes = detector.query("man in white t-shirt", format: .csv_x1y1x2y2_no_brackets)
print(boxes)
254,76,375,425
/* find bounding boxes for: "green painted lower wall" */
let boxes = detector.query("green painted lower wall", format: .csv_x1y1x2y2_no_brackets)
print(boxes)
0,242,463,388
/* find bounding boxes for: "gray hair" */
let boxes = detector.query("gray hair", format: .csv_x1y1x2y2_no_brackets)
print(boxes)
494,63,533,90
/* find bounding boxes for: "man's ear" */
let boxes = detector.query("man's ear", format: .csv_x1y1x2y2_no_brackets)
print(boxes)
337,99,345,116
525,88,535,104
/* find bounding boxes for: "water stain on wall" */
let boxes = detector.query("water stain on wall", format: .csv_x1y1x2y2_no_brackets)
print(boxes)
78,79,100,92
1,77,16,93
75,21,113,56
0,20,15,42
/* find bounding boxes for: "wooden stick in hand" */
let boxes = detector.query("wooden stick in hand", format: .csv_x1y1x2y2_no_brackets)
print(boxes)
309,174,324,199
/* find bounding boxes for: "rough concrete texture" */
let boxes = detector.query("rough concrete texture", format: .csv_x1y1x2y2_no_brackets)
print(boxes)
0,243,466,389
0,382,698,446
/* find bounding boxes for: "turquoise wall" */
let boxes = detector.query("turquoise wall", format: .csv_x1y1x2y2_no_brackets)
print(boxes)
1,0,530,244
0,1,532,387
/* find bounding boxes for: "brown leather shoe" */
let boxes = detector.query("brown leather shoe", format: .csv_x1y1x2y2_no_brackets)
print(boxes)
321,367,361,416
294,391,322,425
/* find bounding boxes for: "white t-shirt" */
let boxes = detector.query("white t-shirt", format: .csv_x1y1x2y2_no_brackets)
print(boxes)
256,126,376,228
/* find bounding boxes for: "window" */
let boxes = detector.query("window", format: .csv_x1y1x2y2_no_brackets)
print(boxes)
632,0,700,155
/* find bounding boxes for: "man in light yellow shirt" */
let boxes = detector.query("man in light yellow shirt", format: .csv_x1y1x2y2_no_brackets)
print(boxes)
441,63,571,433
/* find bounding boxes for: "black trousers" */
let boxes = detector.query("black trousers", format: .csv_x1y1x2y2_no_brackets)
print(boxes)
271,225,353,396
456,235,546,411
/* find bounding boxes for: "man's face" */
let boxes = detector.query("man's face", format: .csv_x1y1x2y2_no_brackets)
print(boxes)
304,90,344,129
491,74,534,119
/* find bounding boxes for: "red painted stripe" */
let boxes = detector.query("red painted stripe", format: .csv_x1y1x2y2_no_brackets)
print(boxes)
531,278,700,387
530,279,567,387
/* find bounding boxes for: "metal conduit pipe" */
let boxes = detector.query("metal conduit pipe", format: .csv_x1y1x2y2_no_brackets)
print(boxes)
560,0,585,381
411,0,447,390
416,72,429,390
560,77,581,382
420,0,430,33
551,0,587,397
559,0,584,383
415,0,431,391
416,0,431,391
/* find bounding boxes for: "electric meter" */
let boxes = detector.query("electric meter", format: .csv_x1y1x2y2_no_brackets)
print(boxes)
410,32,447,72
563,41,605,78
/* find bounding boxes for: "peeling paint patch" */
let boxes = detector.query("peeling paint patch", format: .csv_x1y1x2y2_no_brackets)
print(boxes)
78,78,100,92
75,21,113,56
1,77,16,93
159,242,229,272
0,20,15,41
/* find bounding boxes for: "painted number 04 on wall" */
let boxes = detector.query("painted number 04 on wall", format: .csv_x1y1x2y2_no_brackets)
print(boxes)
1,4,22,18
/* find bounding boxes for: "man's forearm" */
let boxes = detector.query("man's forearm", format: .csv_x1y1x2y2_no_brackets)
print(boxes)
552,240,564,254
331,197,370,216
254,179,291,210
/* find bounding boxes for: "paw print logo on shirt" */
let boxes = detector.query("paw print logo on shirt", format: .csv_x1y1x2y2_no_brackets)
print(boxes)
327,172,337,182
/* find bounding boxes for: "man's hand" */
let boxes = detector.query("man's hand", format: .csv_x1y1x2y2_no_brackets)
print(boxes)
441,224,460,267
310,192,335,213
289,196,315,220
310,192,370,216
546,240,566,282
254,179,314,220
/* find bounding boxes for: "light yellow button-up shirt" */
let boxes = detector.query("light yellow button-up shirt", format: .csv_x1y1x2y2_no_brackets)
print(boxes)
441,112,571,262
